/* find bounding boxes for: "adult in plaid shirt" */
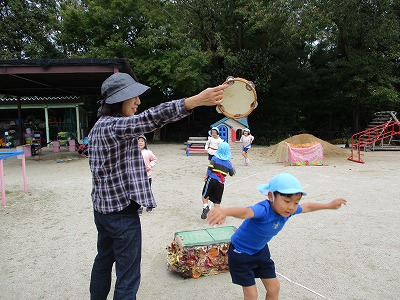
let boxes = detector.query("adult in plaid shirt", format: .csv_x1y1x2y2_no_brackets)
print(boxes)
89,72,227,300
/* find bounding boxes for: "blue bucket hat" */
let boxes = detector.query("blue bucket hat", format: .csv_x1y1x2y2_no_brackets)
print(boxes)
257,173,307,196
208,127,219,136
214,142,232,161
244,128,250,133
101,73,150,104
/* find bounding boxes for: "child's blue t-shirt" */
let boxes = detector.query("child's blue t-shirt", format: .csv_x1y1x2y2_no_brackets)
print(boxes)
231,200,302,255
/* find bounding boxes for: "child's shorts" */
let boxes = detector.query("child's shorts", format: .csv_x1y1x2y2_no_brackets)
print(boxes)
242,146,250,153
202,177,224,204
228,243,276,287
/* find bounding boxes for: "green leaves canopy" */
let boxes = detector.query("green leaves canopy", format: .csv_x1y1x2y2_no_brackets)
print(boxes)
1,0,399,141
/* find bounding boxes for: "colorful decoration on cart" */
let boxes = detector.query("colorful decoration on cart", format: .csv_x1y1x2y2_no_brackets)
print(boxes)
166,226,236,279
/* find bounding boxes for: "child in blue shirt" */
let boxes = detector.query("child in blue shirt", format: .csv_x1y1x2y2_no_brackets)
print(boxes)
201,142,236,219
207,173,347,300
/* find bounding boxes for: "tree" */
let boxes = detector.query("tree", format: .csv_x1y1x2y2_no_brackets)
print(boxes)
57,0,149,58
307,0,400,132
7,0,396,141
0,0,60,59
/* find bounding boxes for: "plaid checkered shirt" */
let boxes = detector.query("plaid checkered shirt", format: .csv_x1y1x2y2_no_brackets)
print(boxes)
88,99,190,213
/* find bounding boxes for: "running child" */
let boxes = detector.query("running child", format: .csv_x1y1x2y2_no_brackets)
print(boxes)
200,142,235,219
207,173,347,300
204,127,224,161
240,128,254,165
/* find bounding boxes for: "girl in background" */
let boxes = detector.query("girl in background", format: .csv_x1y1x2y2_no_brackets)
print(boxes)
138,135,157,212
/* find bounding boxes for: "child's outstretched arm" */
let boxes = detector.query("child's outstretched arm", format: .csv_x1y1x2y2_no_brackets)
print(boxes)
301,198,347,213
208,207,254,225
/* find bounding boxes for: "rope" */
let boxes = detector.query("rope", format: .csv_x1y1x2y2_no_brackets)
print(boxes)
277,272,328,299
225,170,270,188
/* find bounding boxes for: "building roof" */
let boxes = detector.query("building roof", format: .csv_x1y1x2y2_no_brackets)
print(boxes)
0,58,136,97
0,96,85,110
210,117,249,128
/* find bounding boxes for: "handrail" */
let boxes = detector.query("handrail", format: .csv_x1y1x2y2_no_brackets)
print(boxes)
348,121,400,163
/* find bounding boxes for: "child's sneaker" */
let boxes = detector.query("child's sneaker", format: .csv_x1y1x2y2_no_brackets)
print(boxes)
201,206,210,219
245,158,250,165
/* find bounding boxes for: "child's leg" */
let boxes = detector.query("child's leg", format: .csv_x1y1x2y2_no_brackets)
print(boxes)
201,198,210,219
261,277,280,300
202,178,210,208
146,178,154,212
242,285,258,300
201,182,211,219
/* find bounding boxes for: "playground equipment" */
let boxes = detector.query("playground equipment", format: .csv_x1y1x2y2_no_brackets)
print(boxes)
0,151,28,205
275,141,324,166
185,137,208,156
348,111,400,163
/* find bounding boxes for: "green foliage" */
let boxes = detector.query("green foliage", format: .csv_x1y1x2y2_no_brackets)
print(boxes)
0,0,60,58
1,0,399,142
57,0,148,57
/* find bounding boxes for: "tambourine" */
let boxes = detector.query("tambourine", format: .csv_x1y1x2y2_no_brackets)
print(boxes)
216,76,258,119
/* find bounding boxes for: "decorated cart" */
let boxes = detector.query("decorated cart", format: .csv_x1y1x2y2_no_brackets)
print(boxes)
166,226,236,279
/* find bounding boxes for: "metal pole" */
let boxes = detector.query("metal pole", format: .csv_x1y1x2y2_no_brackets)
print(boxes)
44,106,50,145
17,96,23,146
75,105,81,141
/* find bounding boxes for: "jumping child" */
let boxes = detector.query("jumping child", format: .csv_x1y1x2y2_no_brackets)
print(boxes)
207,173,347,300
201,142,235,219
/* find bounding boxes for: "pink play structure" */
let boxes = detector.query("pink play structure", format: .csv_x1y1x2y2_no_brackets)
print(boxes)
0,151,28,206
276,142,324,166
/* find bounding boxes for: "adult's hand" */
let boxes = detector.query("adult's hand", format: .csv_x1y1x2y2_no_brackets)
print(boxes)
184,84,229,110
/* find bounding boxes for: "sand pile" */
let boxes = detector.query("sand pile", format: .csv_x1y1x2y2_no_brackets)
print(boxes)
257,133,350,159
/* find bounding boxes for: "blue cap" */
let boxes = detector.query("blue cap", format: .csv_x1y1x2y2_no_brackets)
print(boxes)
257,173,307,196
214,142,232,161
211,127,219,134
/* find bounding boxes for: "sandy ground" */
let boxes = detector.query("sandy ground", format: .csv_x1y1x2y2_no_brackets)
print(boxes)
0,142,399,300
